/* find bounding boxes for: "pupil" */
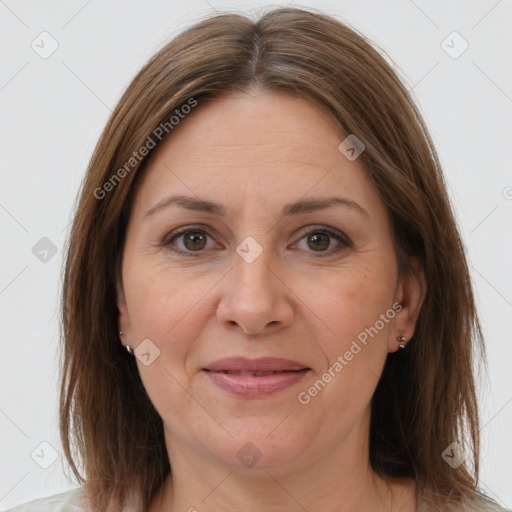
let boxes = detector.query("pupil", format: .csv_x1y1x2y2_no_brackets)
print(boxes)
181,232,331,252
184,232,206,251
308,233,329,251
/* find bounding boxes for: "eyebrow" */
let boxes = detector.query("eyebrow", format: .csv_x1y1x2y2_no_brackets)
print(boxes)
145,193,369,218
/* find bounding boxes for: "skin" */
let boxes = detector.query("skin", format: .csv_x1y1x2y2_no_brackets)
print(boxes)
117,89,426,511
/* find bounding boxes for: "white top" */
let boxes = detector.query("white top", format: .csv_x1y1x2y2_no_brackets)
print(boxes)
2,488,85,511
3,487,511,511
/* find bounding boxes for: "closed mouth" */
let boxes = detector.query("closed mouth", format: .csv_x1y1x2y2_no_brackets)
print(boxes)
204,369,308,376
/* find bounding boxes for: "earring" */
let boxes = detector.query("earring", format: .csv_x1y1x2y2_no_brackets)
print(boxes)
397,336,407,349
118,331,134,355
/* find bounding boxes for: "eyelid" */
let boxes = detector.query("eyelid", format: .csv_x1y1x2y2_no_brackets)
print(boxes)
163,224,222,257
293,224,352,245
290,224,353,254
162,224,217,245
163,223,352,256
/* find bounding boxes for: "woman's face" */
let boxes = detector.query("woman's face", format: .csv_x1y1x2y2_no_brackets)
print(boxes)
118,90,423,474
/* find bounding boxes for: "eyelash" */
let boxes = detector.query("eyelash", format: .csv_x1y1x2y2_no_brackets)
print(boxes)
163,224,352,258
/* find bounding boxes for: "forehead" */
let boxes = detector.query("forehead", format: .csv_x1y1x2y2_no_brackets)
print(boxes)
132,90,383,220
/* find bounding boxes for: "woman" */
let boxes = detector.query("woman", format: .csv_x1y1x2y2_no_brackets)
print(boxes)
6,7,510,512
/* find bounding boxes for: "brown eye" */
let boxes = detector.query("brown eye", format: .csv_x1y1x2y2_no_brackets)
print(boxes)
182,231,207,251
294,227,352,255
307,233,330,251
165,227,218,256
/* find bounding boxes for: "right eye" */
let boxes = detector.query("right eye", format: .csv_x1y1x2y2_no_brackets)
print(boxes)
164,226,220,257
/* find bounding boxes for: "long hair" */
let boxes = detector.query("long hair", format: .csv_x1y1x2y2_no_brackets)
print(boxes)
60,7,491,510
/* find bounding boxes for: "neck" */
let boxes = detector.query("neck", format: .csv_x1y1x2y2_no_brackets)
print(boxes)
149,411,416,512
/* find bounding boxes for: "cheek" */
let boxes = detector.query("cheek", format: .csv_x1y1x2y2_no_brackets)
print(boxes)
123,265,213,426
295,257,397,408
299,256,397,349
123,261,217,345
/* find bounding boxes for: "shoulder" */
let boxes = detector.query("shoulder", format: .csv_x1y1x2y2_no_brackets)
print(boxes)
2,488,86,512
417,489,511,512
461,499,512,512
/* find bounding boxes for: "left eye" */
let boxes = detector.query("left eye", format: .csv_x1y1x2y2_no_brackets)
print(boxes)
164,226,351,257
293,228,351,254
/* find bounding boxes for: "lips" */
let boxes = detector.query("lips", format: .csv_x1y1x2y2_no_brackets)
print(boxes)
216,370,285,376
203,357,309,373
202,357,311,397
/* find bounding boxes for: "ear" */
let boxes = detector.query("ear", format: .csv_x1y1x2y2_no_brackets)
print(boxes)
116,273,132,340
389,257,427,352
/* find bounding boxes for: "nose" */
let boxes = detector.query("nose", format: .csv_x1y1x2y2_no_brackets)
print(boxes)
216,250,294,336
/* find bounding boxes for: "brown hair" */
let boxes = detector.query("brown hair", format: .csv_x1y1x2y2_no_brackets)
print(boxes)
60,7,492,510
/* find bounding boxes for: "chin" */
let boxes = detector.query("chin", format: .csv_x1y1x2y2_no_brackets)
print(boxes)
202,420,316,473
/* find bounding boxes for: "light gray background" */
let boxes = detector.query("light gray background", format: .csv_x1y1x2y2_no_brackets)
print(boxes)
1,0,511,509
